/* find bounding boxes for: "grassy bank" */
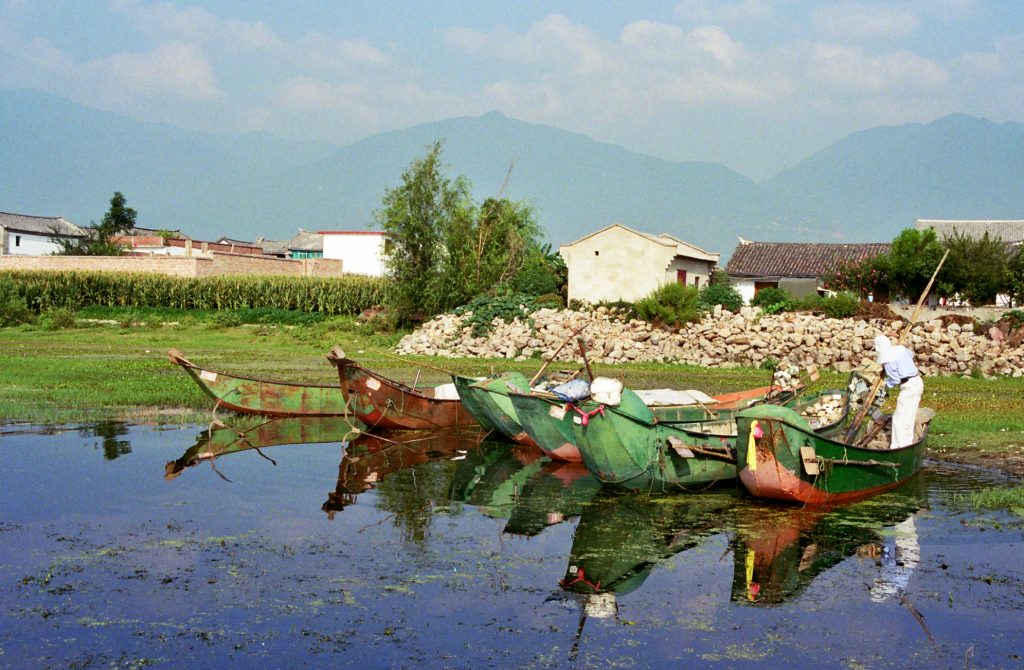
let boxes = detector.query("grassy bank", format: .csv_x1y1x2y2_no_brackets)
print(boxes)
2,318,1023,474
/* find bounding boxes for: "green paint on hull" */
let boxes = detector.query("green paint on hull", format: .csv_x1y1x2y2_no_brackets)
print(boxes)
735,403,931,504
508,391,580,460
470,372,534,443
452,375,499,432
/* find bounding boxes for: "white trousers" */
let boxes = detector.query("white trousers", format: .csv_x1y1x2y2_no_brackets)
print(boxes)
891,375,923,449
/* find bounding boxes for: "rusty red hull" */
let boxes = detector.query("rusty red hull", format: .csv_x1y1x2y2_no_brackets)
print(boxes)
327,350,478,430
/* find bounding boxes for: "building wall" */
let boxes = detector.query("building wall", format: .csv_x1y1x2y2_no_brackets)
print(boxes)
2,230,68,256
560,227,677,303
0,252,344,277
665,256,714,289
322,233,387,276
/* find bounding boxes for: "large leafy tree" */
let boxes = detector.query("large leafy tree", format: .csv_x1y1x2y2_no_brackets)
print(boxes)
53,191,137,256
877,227,945,301
376,143,548,320
1005,245,1024,307
941,230,1009,306
375,142,473,318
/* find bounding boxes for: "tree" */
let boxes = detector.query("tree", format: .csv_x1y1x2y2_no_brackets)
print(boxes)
941,230,1009,306
877,227,945,301
1004,245,1024,307
53,191,137,256
374,142,473,319
375,143,547,320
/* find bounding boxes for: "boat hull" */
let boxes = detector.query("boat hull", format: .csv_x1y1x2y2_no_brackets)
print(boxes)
508,391,583,462
735,404,930,504
469,372,540,448
169,349,347,417
328,352,477,430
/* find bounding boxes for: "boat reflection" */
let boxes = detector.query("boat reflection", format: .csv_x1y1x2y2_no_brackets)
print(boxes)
165,415,360,480
731,478,926,605
560,490,732,607
324,432,601,538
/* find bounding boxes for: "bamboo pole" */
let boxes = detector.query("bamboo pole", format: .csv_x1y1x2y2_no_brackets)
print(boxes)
529,327,585,386
846,250,949,441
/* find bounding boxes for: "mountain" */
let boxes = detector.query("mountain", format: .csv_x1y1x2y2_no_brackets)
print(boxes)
764,114,1024,241
3,88,1024,260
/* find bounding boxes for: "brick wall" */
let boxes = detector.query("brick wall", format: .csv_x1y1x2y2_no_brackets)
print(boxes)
0,253,345,277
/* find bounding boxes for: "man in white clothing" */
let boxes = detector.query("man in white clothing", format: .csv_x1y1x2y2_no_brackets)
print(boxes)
874,335,924,449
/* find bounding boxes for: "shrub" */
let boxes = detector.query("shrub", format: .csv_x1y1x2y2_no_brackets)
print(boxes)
820,291,861,319
699,282,743,312
596,300,639,320
454,292,541,336
1003,310,1024,331
634,283,701,327
38,307,77,330
750,287,795,314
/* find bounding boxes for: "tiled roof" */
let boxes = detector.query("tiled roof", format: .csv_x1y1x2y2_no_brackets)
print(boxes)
255,237,290,255
917,219,1024,242
287,229,324,252
0,211,85,237
726,241,889,278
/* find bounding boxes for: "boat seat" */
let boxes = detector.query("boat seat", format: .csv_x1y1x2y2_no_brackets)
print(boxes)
634,389,716,406
431,383,460,400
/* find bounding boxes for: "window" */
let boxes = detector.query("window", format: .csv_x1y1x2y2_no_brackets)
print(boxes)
14,235,20,247
594,250,599,256
694,276,700,289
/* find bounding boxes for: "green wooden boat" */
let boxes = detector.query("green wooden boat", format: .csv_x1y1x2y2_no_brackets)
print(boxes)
510,384,799,464
464,371,539,447
568,388,848,492
451,374,500,433
169,349,348,417
735,403,934,505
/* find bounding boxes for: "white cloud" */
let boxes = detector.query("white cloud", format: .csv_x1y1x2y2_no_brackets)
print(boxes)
674,0,773,24
84,42,221,101
813,3,920,41
807,44,947,92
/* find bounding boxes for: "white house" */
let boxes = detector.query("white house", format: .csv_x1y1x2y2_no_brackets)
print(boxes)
320,231,389,276
0,211,86,255
559,224,719,304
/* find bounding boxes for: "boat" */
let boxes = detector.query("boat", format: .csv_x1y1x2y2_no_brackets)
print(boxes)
326,347,478,430
460,371,540,447
734,403,934,504
509,383,803,464
165,414,360,480
169,349,349,417
451,374,500,433
502,461,600,537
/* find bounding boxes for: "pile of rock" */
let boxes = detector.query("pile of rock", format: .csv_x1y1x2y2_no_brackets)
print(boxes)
395,305,1024,378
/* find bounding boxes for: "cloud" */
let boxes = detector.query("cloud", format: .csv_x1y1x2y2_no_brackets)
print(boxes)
806,44,947,92
83,42,221,101
813,3,920,41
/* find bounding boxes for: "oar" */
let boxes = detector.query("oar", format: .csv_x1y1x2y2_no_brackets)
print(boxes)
845,250,949,441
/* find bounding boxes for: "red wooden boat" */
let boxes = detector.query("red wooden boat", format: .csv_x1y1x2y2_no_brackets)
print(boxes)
326,347,478,430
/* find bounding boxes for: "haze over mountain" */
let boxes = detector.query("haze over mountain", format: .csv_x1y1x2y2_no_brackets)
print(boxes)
3,88,1023,259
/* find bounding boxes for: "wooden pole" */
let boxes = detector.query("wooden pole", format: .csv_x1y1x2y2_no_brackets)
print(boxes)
529,327,584,386
577,336,595,381
846,250,949,441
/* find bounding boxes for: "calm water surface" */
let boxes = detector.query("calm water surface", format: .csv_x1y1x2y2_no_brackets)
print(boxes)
1,418,1022,669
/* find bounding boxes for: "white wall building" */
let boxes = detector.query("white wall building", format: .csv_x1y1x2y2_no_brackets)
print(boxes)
0,212,86,255
320,231,389,276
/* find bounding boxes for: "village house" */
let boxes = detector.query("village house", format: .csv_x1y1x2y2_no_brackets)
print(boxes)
725,239,889,304
286,229,324,259
0,211,86,255
559,223,719,304
320,231,389,277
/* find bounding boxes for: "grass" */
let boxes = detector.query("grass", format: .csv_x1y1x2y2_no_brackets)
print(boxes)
954,487,1024,515
1,318,1023,471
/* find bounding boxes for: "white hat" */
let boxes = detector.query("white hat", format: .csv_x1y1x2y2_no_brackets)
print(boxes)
874,334,899,364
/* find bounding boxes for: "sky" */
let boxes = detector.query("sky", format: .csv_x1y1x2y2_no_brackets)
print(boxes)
2,0,1023,180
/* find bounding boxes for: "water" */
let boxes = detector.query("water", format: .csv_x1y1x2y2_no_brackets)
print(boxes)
1,419,1022,669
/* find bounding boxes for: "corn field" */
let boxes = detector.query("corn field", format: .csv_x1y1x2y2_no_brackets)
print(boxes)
1,271,392,316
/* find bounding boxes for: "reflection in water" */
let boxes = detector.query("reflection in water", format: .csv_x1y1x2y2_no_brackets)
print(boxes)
730,476,927,605
82,421,132,460
165,415,358,480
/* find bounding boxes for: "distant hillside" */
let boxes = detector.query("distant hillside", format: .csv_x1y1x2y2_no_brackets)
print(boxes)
4,88,1024,260
764,114,1024,241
